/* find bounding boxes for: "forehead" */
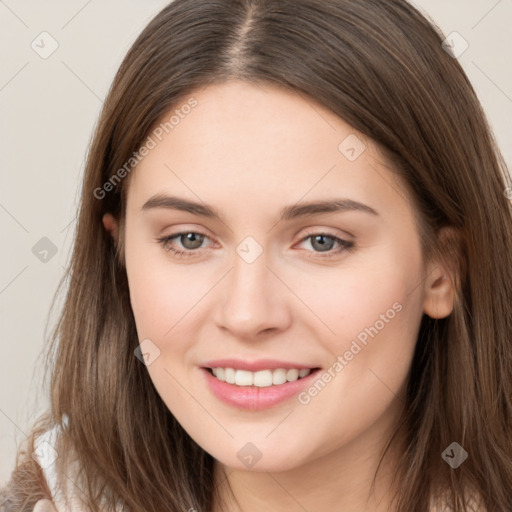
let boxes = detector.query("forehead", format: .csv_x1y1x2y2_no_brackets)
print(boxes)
125,80,410,226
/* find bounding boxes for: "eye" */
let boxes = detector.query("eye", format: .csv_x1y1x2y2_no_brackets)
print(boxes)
157,230,355,260
157,231,212,258
297,232,355,258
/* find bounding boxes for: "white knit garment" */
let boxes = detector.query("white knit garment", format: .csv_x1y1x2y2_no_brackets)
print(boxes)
32,415,124,512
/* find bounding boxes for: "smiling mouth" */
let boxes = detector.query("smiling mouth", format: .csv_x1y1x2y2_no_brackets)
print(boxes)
205,367,321,387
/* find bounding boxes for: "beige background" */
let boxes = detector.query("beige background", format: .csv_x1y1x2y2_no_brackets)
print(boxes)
0,0,511,485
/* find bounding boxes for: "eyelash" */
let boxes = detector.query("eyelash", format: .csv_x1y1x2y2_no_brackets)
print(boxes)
156,230,355,259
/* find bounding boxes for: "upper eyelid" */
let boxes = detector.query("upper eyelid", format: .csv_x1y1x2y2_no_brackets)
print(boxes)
297,226,353,241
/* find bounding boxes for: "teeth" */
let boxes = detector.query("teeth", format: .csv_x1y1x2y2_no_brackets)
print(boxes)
235,370,254,386
272,369,287,385
254,370,272,387
210,367,313,386
225,368,236,384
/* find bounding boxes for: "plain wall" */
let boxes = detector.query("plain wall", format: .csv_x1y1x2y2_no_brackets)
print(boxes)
1,0,511,485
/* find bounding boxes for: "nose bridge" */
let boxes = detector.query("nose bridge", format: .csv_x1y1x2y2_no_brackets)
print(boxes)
229,244,273,312
215,240,290,336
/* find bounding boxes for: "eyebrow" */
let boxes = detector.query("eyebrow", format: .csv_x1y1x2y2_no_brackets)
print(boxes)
141,194,379,221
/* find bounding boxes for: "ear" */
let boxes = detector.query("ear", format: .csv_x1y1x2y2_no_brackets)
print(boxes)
422,226,461,319
102,213,119,243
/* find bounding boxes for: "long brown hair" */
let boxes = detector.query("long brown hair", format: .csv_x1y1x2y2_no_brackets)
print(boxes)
2,0,511,510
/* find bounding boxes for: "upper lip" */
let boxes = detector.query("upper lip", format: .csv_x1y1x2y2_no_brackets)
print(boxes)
201,358,320,372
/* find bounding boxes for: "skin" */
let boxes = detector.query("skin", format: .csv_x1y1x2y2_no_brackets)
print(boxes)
103,80,457,511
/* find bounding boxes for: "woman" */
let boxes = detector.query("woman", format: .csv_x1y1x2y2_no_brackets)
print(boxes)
2,0,511,510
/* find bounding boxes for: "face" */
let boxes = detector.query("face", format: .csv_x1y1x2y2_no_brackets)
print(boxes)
111,80,453,473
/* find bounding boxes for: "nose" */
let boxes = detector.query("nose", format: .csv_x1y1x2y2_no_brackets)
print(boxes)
213,248,292,339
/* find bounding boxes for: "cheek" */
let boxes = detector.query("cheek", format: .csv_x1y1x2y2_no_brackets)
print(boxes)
125,247,207,407
125,233,207,340
294,250,419,337
291,266,423,447
290,239,424,383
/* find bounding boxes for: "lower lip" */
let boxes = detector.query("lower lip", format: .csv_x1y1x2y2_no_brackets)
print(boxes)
200,367,321,411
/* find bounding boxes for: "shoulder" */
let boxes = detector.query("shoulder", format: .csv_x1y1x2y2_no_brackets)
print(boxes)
32,416,125,512
32,418,66,504
32,417,88,511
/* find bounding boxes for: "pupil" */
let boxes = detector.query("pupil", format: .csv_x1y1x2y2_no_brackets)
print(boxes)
183,233,203,249
313,235,333,252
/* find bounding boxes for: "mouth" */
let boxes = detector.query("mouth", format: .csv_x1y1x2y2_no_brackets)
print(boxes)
200,365,323,411
203,366,321,387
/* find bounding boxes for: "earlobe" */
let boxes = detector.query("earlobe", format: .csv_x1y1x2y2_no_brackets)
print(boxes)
423,269,455,319
102,213,119,243
422,227,461,319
